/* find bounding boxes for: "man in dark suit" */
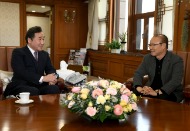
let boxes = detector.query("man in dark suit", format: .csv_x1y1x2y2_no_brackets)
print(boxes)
133,34,184,102
4,26,60,97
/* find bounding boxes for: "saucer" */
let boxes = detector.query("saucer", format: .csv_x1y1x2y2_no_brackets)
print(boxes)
15,99,34,104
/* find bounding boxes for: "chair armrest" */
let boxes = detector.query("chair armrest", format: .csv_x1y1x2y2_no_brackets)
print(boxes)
184,85,190,99
0,80,3,95
57,78,65,92
57,77,74,93
126,75,149,90
124,81,133,91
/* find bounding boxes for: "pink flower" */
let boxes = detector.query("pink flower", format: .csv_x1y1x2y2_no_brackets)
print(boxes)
114,104,123,116
92,88,103,98
86,107,97,116
71,87,81,93
131,103,138,111
98,80,109,88
120,86,131,96
106,87,117,95
121,94,129,103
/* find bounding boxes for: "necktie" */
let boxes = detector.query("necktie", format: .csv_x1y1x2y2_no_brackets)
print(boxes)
34,51,38,61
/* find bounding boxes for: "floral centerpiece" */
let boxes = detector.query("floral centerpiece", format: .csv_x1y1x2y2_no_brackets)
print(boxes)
62,79,138,123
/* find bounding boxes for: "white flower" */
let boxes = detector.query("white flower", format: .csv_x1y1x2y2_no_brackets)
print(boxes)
67,93,74,100
111,96,118,103
96,95,106,105
68,101,75,108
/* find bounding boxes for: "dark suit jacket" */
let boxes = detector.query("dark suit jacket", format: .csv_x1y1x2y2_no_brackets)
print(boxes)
133,51,184,102
4,46,56,96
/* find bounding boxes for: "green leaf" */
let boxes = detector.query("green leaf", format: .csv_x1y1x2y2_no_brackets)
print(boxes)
100,113,107,123
83,66,89,72
105,40,121,49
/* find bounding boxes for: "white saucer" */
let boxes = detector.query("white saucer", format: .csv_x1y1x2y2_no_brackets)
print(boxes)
15,99,34,104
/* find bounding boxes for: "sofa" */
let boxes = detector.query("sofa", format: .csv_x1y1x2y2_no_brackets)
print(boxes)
126,51,190,104
0,46,65,100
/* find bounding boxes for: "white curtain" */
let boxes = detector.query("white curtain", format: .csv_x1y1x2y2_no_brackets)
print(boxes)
86,0,99,50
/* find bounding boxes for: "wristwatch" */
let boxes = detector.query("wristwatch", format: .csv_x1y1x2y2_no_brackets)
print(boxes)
55,73,59,79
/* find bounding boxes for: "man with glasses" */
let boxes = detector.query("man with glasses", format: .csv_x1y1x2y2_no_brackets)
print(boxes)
133,34,184,102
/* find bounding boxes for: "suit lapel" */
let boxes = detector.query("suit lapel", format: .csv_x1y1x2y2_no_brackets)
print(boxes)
161,51,170,83
24,46,38,68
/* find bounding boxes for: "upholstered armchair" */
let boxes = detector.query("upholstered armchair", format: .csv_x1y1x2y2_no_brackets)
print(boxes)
0,71,66,100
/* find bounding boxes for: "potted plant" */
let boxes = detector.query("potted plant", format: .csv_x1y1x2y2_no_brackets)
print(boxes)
118,32,127,54
106,40,121,54
118,32,127,43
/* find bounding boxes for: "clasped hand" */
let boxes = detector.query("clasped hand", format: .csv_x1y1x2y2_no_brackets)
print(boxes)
137,86,157,96
43,73,57,85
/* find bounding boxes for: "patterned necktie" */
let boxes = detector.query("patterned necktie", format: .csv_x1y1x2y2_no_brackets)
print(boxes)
34,51,38,61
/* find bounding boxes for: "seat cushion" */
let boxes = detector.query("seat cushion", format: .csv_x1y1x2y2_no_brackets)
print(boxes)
0,70,13,92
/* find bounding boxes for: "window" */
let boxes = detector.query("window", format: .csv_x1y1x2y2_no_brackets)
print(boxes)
107,0,156,53
98,0,174,52
98,0,108,45
128,0,155,52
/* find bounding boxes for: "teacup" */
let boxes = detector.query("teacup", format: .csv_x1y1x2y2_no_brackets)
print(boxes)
16,106,29,115
16,92,30,103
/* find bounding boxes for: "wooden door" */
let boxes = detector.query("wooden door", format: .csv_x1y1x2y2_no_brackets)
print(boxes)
53,2,88,69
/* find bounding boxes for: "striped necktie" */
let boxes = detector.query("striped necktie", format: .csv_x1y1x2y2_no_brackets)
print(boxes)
34,51,38,61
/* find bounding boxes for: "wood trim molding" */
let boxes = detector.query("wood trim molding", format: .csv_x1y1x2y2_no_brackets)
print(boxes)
108,0,114,42
20,1,26,47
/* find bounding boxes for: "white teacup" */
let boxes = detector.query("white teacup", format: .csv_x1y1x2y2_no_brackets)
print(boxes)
16,106,29,115
16,92,30,103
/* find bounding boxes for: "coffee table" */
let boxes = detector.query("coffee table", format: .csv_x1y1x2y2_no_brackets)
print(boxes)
0,94,190,131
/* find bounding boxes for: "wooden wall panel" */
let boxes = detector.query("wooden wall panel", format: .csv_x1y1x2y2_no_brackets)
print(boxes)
92,60,107,72
57,7,78,49
25,0,54,5
174,0,190,52
109,61,123,78
88,50,143,83
124,65,139,80
54,54,68,69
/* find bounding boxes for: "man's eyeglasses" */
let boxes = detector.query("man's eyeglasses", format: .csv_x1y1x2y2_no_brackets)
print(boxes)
148,43,163,47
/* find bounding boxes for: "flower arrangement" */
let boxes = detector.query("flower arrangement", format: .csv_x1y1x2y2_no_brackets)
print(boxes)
62,79,138,123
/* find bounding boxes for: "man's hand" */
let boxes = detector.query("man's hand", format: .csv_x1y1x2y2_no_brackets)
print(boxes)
49,80,57,85
136,86,144,93
142,86,157,96
43,73,57,83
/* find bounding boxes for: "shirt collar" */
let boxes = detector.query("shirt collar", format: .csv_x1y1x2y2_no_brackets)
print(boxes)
27,45,36,55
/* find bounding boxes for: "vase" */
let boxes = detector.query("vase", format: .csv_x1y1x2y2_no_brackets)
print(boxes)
120,42,127,54
111,49,121,54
